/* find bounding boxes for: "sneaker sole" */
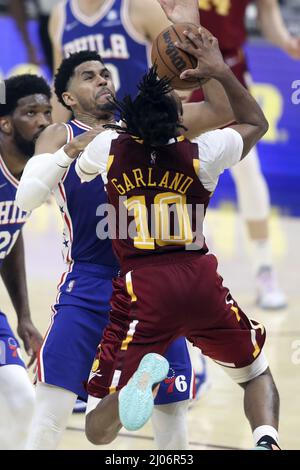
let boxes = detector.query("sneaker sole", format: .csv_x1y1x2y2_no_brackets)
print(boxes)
119,353,169,431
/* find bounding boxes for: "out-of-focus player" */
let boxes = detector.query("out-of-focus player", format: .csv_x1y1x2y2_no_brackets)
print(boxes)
0,75,51,448
74,28,280,451
186,0,300,309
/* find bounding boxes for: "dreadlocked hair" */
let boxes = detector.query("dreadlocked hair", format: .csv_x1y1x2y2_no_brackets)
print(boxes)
104,66,185,147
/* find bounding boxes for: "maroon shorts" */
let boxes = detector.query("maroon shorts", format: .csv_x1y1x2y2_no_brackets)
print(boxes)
87,253,266,399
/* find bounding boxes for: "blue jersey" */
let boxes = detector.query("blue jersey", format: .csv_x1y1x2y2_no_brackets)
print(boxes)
55,119,118,268
0,155,27,268
61,0,150,98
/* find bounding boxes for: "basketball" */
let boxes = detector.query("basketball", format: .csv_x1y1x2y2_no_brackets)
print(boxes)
151,23,209,90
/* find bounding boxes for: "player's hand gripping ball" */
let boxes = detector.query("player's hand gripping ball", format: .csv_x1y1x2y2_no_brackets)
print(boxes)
151,23,212,90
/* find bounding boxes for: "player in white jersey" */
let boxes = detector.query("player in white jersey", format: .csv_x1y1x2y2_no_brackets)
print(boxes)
0,74,52,449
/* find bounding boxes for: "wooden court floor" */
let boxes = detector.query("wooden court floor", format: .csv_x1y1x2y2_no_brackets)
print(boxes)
1,203,299,450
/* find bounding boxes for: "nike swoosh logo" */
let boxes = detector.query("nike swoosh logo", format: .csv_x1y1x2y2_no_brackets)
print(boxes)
65,21,78,32
0,183,7,189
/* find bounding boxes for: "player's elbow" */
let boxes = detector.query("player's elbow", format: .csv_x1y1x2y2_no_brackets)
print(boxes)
16,180,50,212
257,116,269,140
261,116,269,136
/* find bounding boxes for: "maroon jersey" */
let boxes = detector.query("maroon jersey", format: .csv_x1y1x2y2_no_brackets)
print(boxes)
189,0,252,102
199,0,252,52
106,134,211,273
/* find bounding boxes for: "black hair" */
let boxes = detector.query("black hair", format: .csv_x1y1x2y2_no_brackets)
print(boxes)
0,74,51,117
54,50,104,110
104,66,185,147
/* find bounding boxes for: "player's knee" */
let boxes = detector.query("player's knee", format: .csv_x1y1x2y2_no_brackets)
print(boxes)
11,377,35,422
217,352,269,384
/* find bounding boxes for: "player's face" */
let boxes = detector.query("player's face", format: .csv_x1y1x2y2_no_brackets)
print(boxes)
69,61,116,117
12,94,52,158
171,91,184,119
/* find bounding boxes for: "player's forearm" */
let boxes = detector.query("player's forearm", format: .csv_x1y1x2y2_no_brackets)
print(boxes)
201,77,234,124
257,0,291,49
16,149,73,211
75,150,101,183
215,66,268,132
182,78,234,139
1,234,31,320
9,0,34,49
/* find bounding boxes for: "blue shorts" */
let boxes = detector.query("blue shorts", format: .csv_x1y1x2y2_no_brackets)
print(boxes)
38,262,194,403
0,312,25,367
155,337,195,405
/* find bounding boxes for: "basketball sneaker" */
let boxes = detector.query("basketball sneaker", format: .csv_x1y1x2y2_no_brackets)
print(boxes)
118,353,169,431
72,399,87,413
256,267,287,310
253,436,281,450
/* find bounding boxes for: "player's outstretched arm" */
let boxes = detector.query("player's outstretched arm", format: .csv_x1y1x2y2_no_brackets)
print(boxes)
75,130,116,183
48,2,72,123
9,0,39,65
257,0,300,59
16,125,100,212
1,233,43,368
16,124,68,211
179,28,234,139
178,28,268,155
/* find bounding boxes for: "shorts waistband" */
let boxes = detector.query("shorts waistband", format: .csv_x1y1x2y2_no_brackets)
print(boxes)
67,261,119,278
121,249,207,274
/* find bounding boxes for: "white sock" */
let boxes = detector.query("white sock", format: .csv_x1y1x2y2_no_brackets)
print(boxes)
25,382,77,450
251,238,273,274
253,425,279,445
0,365,35,450
152,400,189,450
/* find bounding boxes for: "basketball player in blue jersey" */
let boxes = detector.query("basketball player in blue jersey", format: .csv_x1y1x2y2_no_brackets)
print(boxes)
49,0,209,400
17,6,237,450
0,74,52,449
49,0,173,121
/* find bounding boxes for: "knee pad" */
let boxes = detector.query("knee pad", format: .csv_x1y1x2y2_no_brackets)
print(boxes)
217,352,269,384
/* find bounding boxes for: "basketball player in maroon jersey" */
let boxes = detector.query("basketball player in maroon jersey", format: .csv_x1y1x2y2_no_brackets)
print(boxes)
70,28,280,450
185,0,300,310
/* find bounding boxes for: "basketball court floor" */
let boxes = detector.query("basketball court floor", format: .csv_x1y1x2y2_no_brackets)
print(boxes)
1,201,299,450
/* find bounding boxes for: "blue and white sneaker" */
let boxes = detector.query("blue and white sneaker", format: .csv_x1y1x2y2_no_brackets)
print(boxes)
118,353,169,431
72,399,87,413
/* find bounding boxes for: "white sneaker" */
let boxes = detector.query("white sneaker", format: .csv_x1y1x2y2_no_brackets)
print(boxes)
72,399,87,413
256,267,287,310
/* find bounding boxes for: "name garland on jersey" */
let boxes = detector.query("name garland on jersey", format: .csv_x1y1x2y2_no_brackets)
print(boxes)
110,168,194,196
63,33,130,60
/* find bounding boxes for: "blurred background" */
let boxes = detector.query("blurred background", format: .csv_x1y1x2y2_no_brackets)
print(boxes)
0,0,299,450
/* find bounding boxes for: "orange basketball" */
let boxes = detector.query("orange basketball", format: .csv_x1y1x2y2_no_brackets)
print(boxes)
151,23,209,90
